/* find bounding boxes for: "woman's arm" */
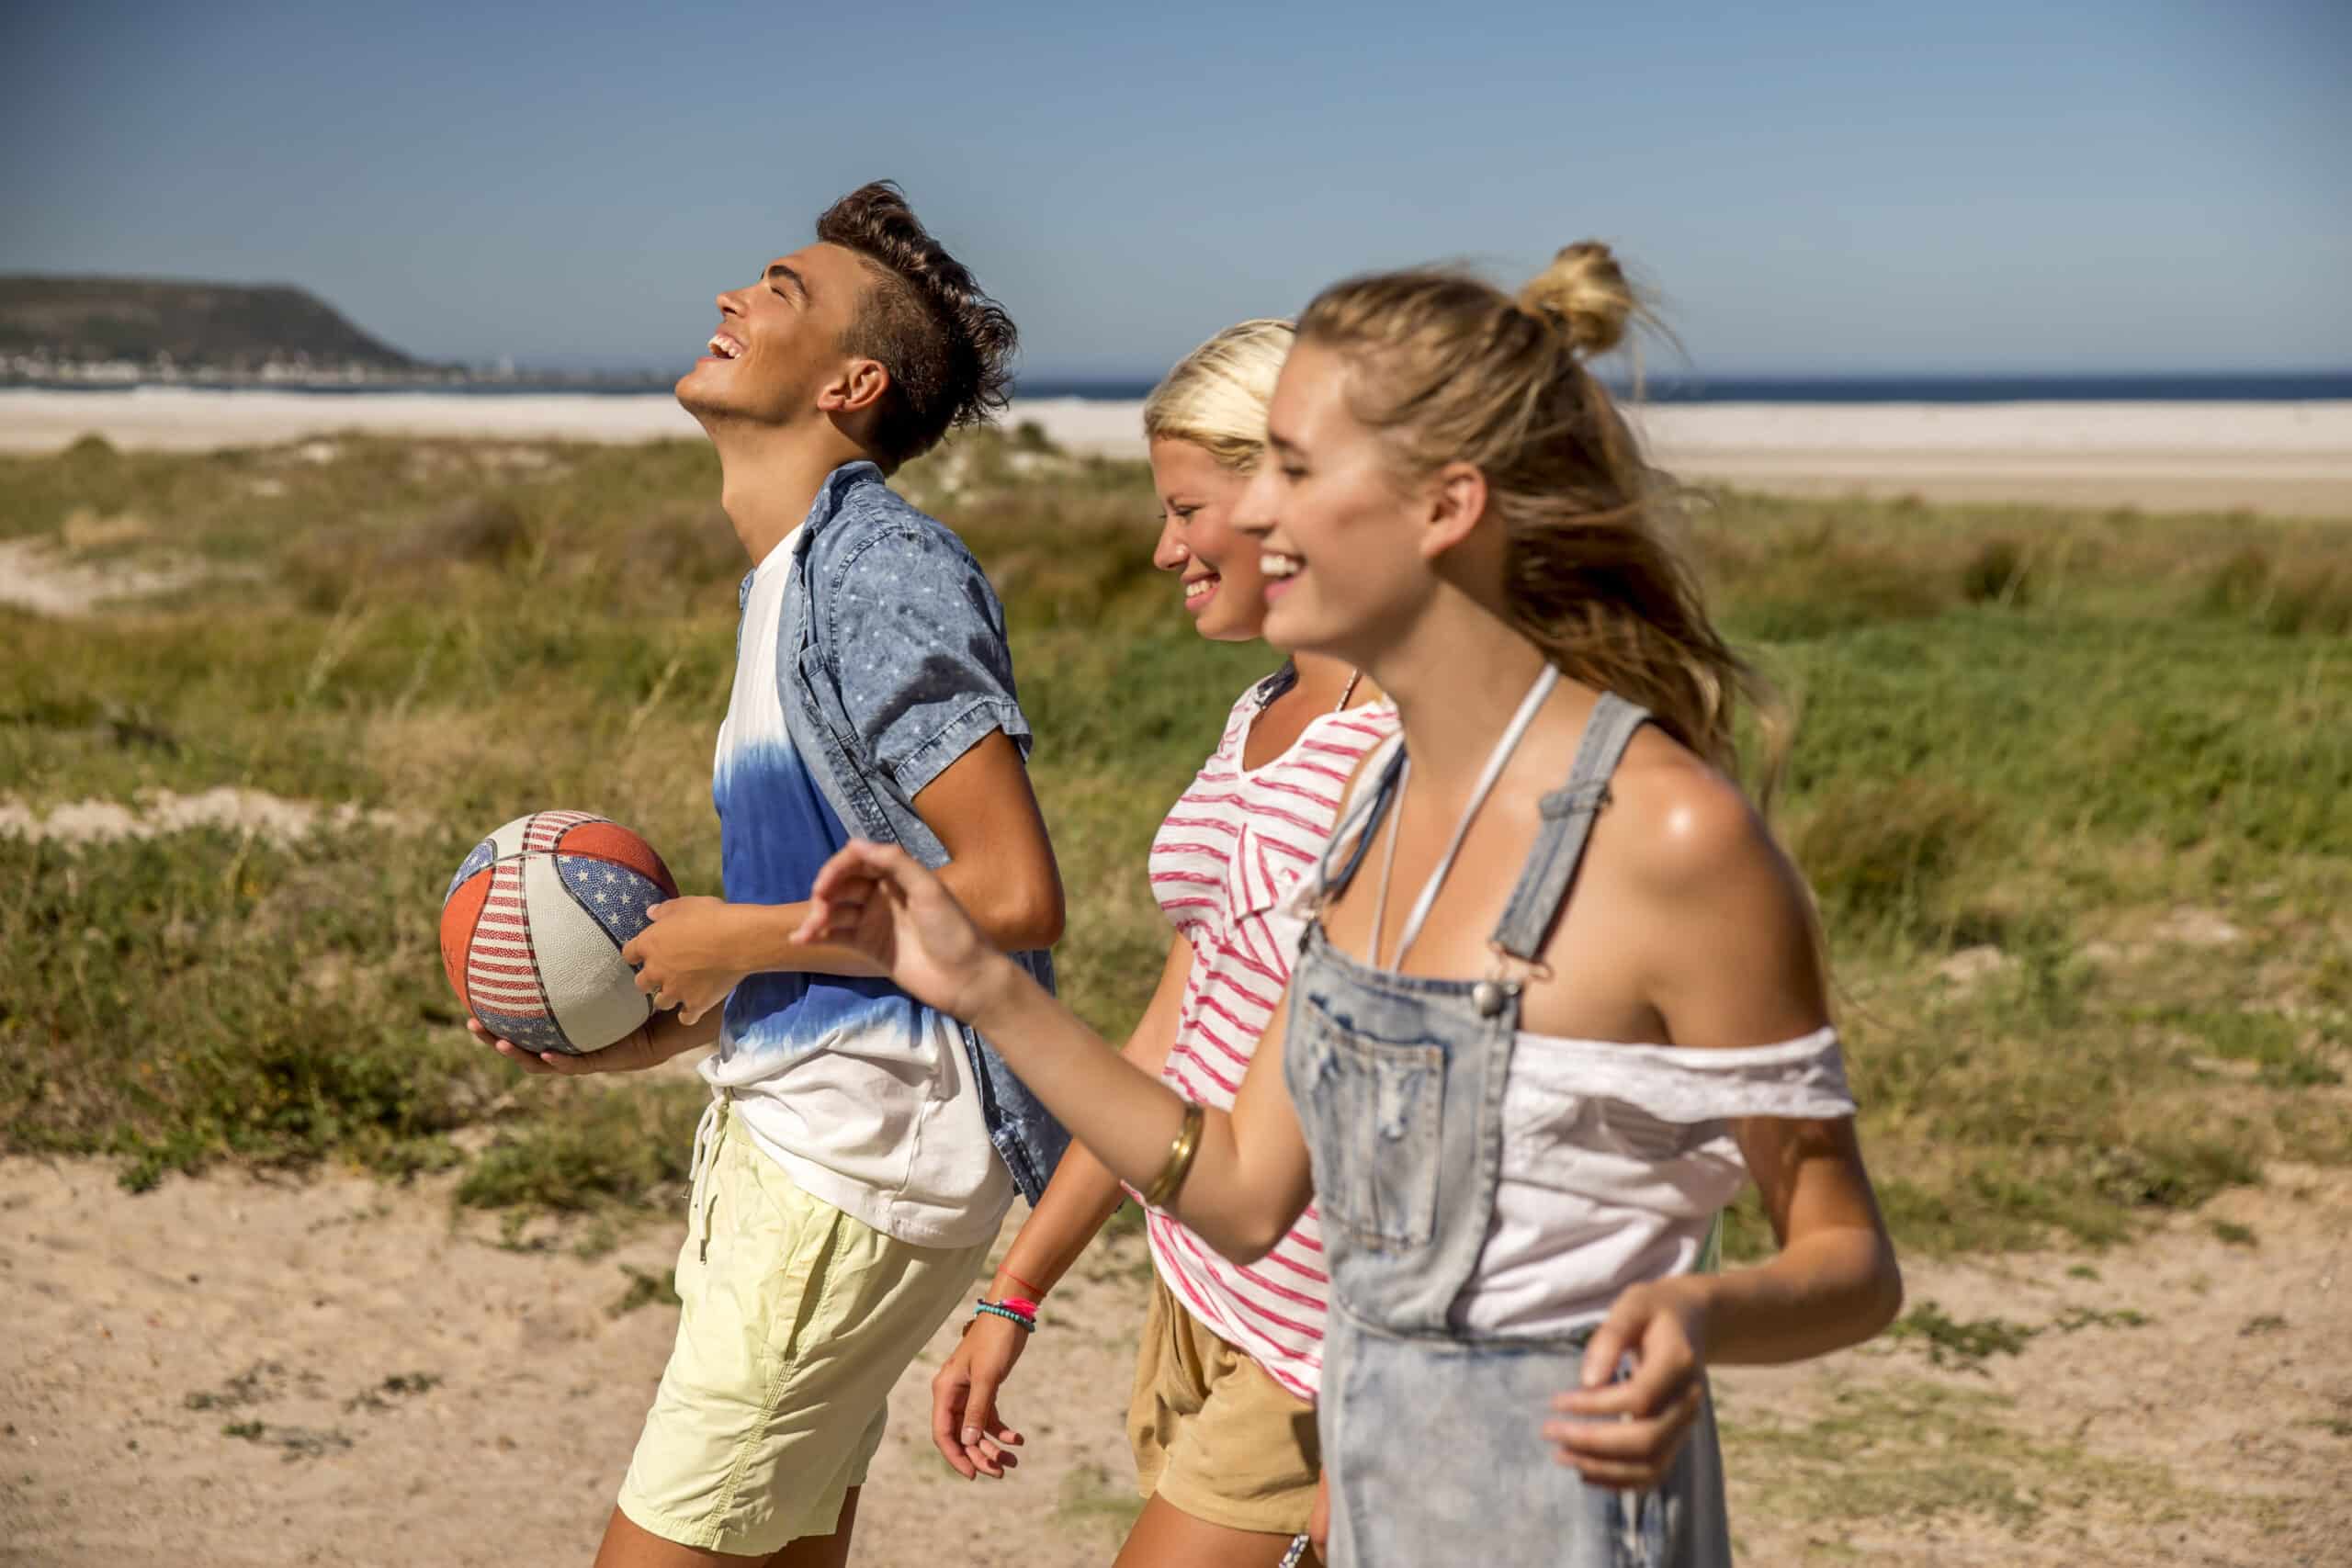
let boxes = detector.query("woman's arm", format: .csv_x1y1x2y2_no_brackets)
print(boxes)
1634,778,1902,1361
933,935,1194,1479
1546,770,1900,1486
989,934,1193,1292
797,840,1316,1262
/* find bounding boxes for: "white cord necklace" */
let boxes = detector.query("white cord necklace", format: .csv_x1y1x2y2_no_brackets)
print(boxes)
1367,663,1560,969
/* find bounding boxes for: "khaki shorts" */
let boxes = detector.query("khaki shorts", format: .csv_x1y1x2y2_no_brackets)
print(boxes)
616,1100,990,1556
1127,1275,1322,1536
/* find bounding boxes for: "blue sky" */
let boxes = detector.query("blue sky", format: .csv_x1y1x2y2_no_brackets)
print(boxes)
5,1,2346,378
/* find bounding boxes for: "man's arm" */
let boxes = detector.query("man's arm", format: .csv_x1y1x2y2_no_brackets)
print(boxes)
628,519,1060,1021
621,728,1061,1022
910,727,1064,952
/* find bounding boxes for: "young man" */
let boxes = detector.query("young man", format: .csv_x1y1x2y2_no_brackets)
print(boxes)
472,181,1068,1567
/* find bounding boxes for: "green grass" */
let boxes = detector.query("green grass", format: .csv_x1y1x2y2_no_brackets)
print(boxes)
1722,1376,2211,1536
1882,1300,2152,1374
3,430,2348,1258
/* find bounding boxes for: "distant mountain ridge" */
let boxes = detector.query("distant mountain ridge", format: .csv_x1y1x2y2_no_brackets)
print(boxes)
0,275,419,370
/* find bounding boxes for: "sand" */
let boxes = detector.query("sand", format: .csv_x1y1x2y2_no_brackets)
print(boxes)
5,1152,2344,1566
5,388,2348,515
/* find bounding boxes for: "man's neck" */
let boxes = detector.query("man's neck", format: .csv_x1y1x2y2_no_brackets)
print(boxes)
709,422,876,567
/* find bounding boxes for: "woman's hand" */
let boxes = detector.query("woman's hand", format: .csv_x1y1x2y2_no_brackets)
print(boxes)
793,840,1016,1023
1543,1278,1711,1489
931,1313,1031,1480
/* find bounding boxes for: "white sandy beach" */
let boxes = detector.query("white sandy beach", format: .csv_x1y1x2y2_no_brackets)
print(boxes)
4,387,2349,514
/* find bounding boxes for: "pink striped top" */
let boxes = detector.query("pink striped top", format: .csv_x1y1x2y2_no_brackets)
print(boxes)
1143,675,1399,1403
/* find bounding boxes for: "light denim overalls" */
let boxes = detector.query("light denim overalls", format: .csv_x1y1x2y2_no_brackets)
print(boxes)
1283,676,1733,1567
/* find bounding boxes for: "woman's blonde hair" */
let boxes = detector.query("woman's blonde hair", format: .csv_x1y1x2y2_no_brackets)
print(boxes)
1142,318,1296,472
1297,243,1781,788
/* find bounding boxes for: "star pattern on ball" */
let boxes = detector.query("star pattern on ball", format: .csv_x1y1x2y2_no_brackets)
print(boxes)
485,1012,570,1054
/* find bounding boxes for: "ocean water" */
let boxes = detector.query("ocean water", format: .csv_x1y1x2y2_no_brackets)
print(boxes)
11,371,2352,405
1017,371,2352,405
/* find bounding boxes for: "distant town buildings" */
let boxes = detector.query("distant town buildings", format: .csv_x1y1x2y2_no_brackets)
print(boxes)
0,351,663,389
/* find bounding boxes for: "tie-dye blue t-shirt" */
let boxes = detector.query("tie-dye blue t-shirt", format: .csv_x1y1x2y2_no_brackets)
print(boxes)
700,527,1013,1247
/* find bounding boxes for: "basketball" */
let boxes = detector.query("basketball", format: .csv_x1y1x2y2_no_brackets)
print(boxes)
438,810,681,1055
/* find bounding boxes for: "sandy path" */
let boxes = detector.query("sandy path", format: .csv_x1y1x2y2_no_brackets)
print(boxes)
5,1153,2346,1566
5,389,2347,516
0,1156,1148,1568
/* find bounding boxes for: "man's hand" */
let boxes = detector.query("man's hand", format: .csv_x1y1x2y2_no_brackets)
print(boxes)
622,897,751,1026
468,1008,713,1076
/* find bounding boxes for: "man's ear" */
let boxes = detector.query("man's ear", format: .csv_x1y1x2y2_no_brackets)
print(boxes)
817,358,890,416
1420,461,1488,560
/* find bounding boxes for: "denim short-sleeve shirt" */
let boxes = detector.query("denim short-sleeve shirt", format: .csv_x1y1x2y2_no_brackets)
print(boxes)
751,461,1066,1206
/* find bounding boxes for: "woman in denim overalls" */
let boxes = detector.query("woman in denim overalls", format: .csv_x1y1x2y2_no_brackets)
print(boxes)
798,243,1905,1565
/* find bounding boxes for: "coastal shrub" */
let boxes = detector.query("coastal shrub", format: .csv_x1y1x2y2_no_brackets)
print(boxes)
1960,536,2031,605
0,829,492,1189
2199,542,2352,636
389,495,532,570
1793,775,1989,942
455,1087,703,1212
1010,418,1059,455
1703,513,1955,640
615,502,744,600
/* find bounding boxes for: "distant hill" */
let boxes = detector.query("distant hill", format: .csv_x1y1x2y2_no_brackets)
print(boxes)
0,275,420,370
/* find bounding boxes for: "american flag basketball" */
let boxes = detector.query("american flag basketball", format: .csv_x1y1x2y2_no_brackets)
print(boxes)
438,810,680,1055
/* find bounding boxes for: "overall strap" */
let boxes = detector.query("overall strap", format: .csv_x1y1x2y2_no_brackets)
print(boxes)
1487,693,1651,964
1316,742,1408,902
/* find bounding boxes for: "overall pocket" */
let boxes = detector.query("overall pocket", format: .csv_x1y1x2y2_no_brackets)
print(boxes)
1291,993,1446,1250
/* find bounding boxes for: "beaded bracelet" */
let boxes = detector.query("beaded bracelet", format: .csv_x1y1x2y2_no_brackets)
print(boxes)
973,1301,1036,1333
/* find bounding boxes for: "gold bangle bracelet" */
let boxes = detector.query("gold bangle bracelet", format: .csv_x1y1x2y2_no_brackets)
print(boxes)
1140,1100,1204,1210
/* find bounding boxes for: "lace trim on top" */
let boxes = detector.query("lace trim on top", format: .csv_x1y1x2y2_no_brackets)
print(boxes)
1504,1026,1853,1123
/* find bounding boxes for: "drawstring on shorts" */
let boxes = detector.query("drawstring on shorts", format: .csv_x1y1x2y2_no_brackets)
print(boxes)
688,1090,732,1263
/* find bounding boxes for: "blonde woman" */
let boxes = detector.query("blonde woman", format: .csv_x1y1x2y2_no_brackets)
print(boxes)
926,320,1393,1566
801,246,1901,1565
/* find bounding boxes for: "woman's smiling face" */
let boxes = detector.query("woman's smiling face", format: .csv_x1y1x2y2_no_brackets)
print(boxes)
1149,436,1272,643
1233,339,1435,668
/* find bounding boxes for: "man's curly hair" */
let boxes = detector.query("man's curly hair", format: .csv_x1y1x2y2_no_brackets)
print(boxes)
816,181,1017,469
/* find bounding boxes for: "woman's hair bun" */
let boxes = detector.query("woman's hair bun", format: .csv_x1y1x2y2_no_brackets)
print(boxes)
1517,242,1635,355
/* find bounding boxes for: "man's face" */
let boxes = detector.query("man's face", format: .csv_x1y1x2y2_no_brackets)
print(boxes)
675,241,874,426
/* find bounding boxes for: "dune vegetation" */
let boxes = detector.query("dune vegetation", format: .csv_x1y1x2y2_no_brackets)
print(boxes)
3,425,2346,1261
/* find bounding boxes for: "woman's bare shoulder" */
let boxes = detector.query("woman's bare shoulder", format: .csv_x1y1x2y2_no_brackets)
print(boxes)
1601,727,1792,904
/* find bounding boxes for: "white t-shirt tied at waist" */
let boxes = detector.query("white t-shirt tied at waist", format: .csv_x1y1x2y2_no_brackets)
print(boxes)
1141,677,1399,1404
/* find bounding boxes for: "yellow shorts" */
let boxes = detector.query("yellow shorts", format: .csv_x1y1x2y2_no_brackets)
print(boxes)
1126,1275,1322,1536
616,1100,990,1556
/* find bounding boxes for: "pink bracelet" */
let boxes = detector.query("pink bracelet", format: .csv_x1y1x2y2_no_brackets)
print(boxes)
973,1301,1036,1333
